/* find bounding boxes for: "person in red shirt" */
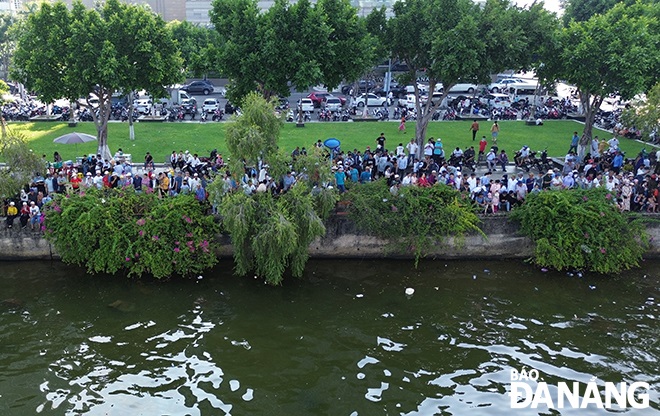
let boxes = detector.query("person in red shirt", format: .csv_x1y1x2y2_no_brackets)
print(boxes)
102,171,111,188
478,136,488,162
70,173,82,191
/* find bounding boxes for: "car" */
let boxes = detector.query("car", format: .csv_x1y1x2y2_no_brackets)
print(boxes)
202,98,220,113
298,98,315,112
479,93,512,108
181,79,215,95
449,83,480,94
180,97,197,114
398,93,419,110
307,92,333,108
355,93,387,107
134,98,152,114
489,78,526,93
341,80,376,95
323,97,343,112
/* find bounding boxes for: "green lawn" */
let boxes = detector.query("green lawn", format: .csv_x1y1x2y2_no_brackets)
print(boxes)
4,119,647,164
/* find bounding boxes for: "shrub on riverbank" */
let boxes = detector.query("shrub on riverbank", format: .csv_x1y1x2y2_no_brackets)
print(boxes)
509,188,649,274
43,190,219,278
346,181,482,263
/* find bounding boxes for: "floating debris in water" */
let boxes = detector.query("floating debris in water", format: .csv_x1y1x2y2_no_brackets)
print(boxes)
405,288,415,296
567,272,574,277
355,294,364,298
540,268,548,272
473,275,477,280
589,285,596,290
483,269,490,273
197,275,203,280
577,272,583,278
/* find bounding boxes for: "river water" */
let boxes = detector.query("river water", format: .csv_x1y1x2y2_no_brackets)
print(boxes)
0,259,658,415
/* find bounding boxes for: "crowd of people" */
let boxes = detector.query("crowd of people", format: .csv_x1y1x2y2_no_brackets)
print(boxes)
3,129,660,230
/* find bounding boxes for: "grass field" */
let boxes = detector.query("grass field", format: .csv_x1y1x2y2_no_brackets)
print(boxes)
4,119,648,164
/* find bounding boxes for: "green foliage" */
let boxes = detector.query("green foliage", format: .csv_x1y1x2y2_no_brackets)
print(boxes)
11,0,182,159
220,184,326,285
347,181,482,264
509,189,649,274
209,92,330,284
0,133,43,199
621,82,660,142
225,92,281,172
542,1,660,140
210,0,375,102
43,189,219,279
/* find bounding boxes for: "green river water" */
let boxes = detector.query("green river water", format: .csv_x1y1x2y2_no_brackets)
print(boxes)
0,259,658,415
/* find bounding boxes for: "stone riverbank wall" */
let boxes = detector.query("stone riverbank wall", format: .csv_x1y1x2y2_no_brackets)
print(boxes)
2,215,660,262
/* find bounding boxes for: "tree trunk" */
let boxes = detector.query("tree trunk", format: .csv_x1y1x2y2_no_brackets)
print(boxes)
96,123,111,162
128,92,135,141
577,91,603,162
414,81,446,159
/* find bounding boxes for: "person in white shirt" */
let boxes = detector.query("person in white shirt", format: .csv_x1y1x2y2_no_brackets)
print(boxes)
396,143,405,157
405,139,419,164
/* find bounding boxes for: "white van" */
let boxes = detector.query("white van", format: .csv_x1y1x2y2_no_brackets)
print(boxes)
508,84,541,102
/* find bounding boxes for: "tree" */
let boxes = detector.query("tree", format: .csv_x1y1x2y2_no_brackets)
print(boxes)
541,2,660,156
0,13,16,80
168,20,221,78
11,0,182,160
207,93,332,284
621,82,660,142
210,0,375,105
385,0,556,156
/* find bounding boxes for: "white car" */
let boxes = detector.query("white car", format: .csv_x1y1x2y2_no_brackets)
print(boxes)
298,98,314,112
447,83,480,94
202,98,220,113
355,93,387,107
479,93,512,108
134,98,152,114
489,78,526,93
399,93,419,110
323,97,343,112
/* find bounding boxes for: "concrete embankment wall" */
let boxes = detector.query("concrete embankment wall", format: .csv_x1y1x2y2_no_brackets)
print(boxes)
1,215,660,261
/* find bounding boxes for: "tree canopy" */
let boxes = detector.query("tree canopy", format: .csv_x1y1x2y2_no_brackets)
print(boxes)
168,20,221,78
11,0,182,160
541,1,660,147
210,0,376,104
384,0,556,152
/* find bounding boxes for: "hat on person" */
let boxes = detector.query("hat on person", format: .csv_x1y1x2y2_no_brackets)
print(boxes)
86,172,92,176
194,173,199,177
9,201,14,206
547,169,554,174
126,172,132,176
30,201,35,204
22,202,27,205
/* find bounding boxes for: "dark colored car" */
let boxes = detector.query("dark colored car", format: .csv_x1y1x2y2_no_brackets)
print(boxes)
341,80,376,95
181,80,215,95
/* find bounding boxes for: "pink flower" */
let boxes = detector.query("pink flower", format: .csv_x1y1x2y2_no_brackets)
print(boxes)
583,196,588,201
186,233,193,237
600,248,606,254
182,215,192,224
174,247,180,253
599,212,605,217
152,235,159,241
125,257,131,262
53,205,62,213
138,230,144,237
584,233,589,238
136,218,146,226
175,241,180,245
605,193,612,200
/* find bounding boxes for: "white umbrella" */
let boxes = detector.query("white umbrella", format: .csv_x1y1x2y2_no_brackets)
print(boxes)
53,132,97,144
